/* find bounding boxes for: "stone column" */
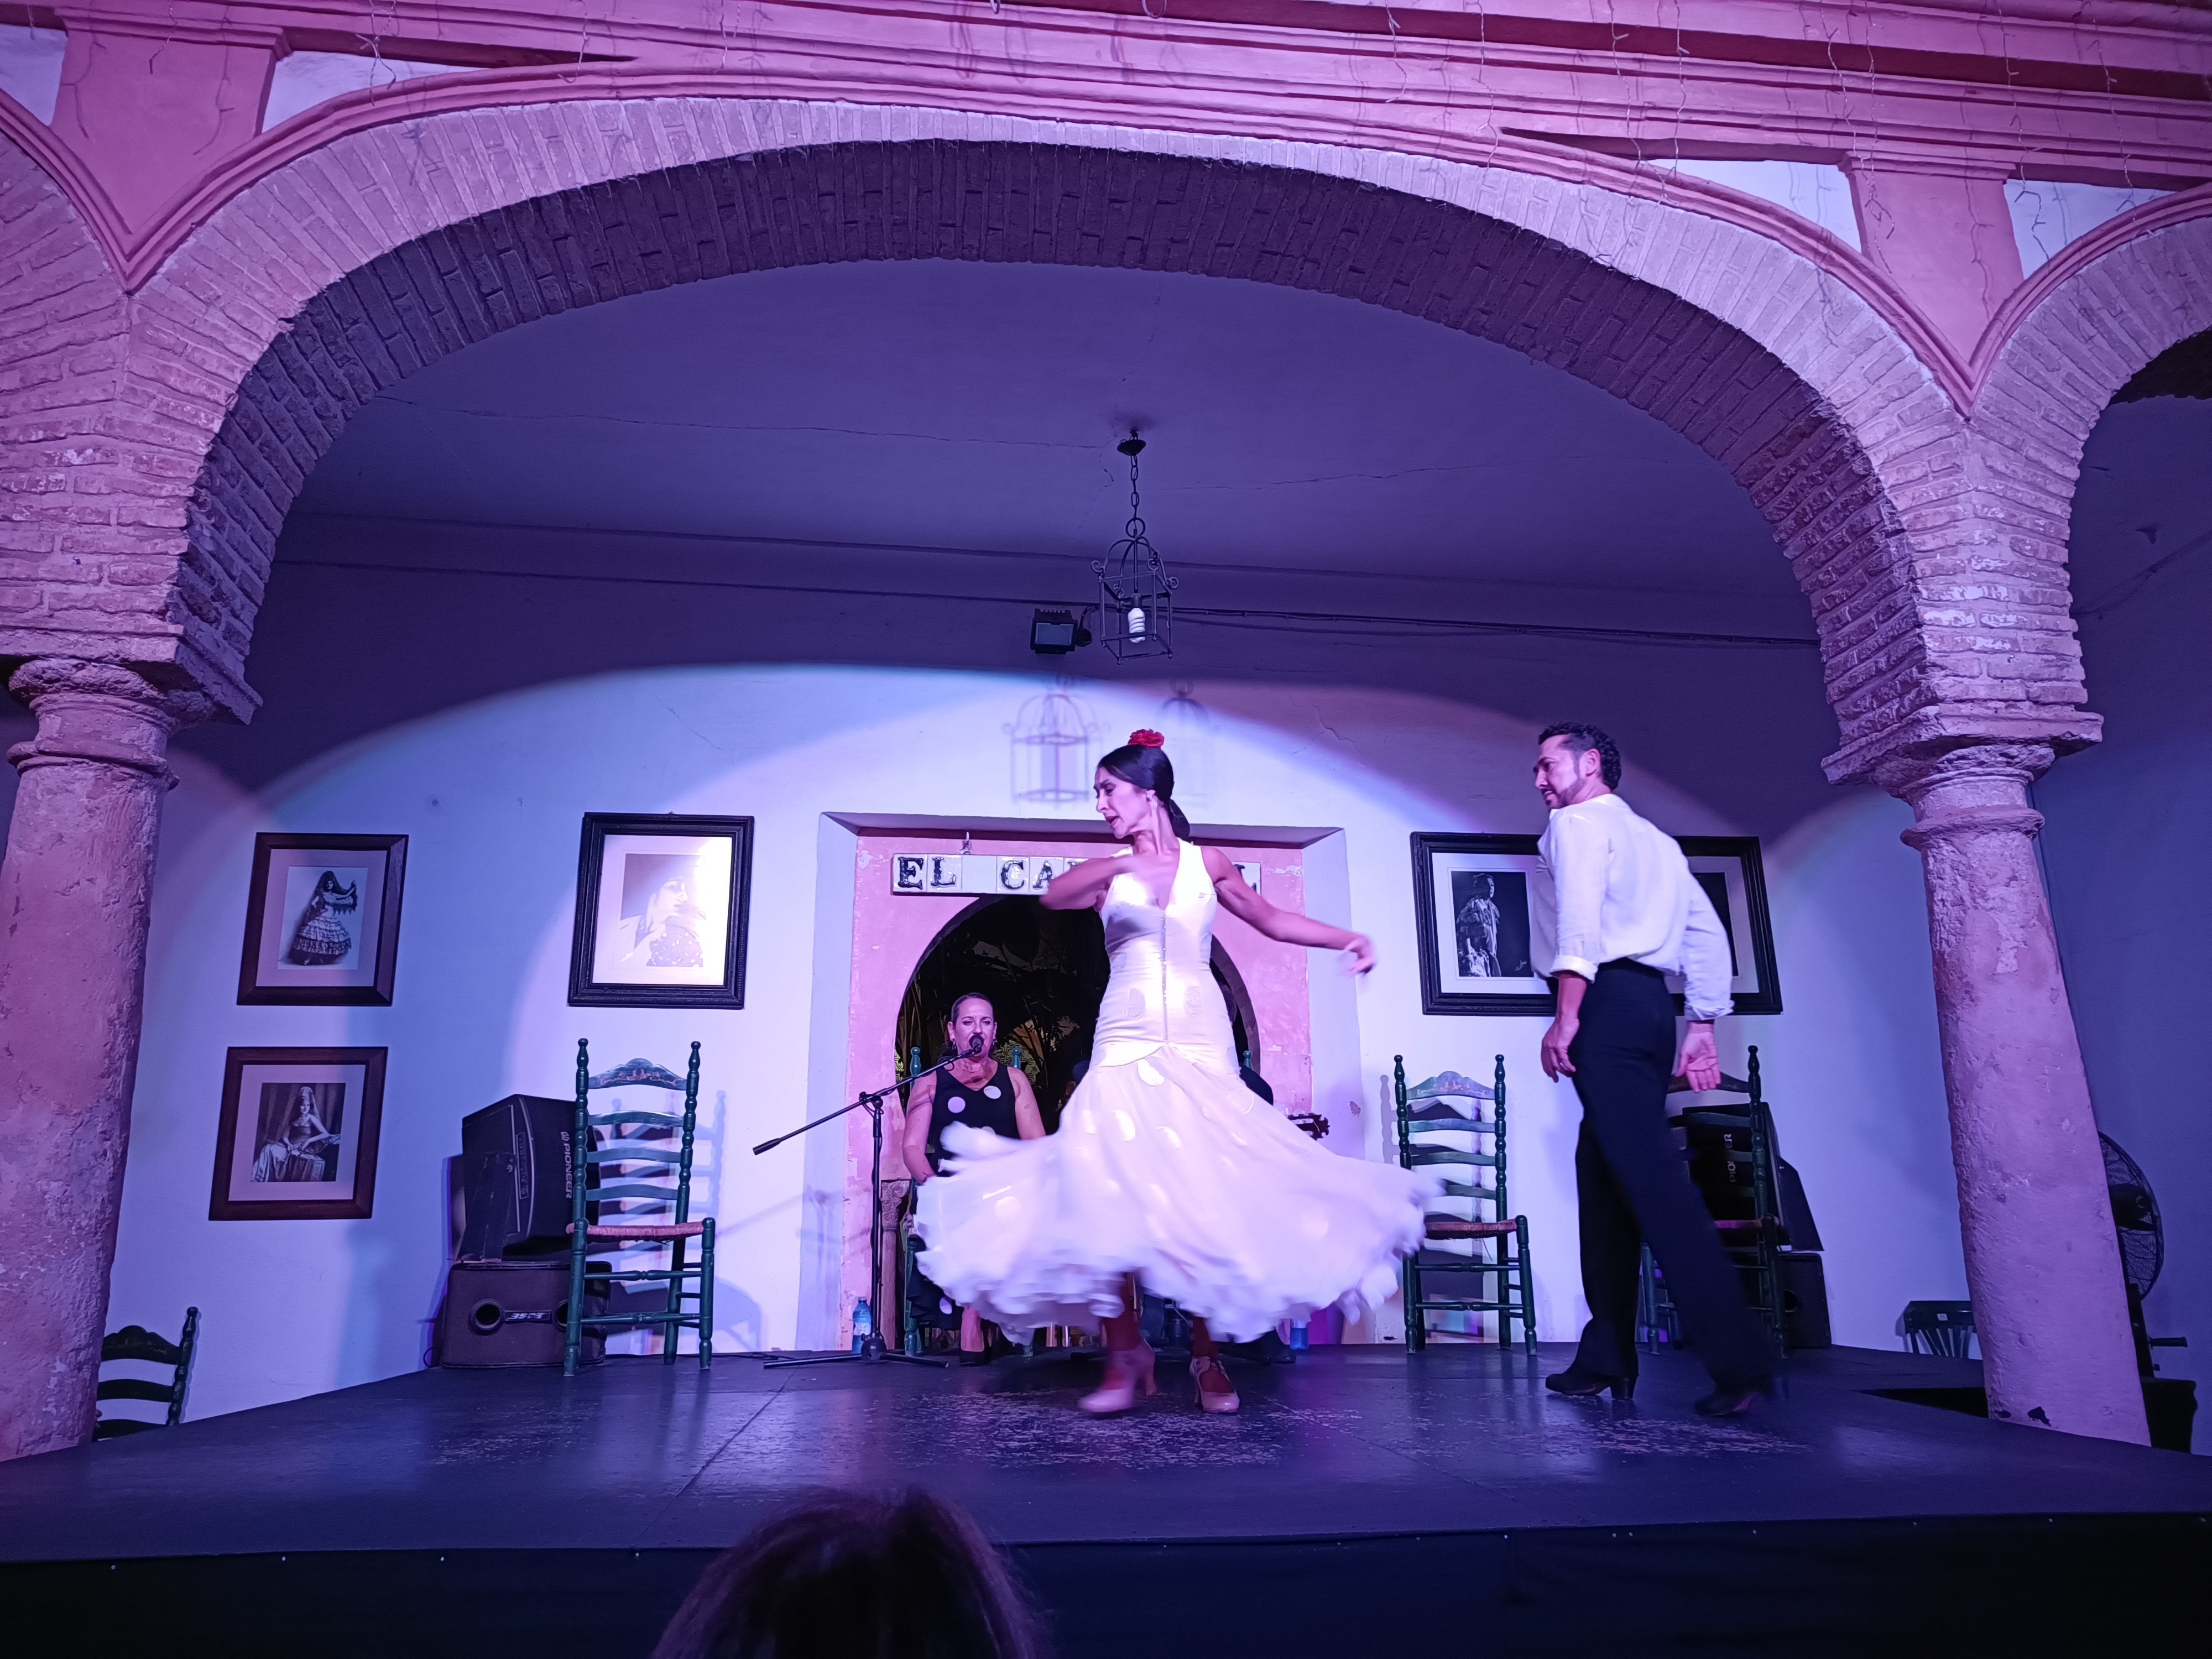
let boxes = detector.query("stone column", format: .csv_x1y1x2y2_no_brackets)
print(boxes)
1884,742,2148,1444
0,660,197,1460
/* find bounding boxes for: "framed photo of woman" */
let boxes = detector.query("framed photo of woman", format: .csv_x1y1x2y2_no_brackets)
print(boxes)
209,1047,387,1220
567,813,754,1008
237,834,408,1005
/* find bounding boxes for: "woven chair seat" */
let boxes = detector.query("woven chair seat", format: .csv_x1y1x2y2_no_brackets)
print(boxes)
1424,1217,1519,1240
568,1222,708,1240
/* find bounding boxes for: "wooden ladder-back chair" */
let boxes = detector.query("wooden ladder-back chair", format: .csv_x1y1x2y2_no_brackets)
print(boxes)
564,1040,715,1376
1395,1055,1537,1355
1639,1046,1787,1354
94,1308,200,1439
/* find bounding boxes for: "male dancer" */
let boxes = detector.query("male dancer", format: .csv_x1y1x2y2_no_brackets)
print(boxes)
1533,723,1775,1416
901,993,1044,1362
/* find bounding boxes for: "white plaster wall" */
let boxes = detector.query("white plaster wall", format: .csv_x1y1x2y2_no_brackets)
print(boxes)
0,24,65,124
71,664,1963,1418
2037,396,2212,1408
262,51,456,131
1754,791,1964,1343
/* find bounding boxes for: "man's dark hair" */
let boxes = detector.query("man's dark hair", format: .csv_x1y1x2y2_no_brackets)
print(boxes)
653,1490,1042,1659
1537,722,1622,789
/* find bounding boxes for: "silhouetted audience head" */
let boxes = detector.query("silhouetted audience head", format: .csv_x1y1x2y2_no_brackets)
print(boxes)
652,1490,1044,1659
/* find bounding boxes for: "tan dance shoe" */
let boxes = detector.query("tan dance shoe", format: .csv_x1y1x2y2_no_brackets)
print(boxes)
1078,1342,1158,1415
1191,1354,1240,1414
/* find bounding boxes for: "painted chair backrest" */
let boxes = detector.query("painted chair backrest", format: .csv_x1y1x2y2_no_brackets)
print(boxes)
572,1041,703,1230
1394,1055,1510,1224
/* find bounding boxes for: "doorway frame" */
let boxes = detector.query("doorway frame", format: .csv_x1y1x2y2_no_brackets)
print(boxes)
805,811,1348,1352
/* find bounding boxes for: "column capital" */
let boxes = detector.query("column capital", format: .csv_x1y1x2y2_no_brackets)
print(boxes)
1879,742,2053,848
6,658,213,783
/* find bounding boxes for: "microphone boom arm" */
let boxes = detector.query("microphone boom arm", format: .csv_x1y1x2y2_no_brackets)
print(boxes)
752,1035,985,1157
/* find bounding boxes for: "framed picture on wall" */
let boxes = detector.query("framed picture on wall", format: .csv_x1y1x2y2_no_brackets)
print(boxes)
1411,831,1782,1017
1676,836,1783,1016
209,1047,387,1220
1411,833,1557,1015
237,834,408,1005
568,813,754,1008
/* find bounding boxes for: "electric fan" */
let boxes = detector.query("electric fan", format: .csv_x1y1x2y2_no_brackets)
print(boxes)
2100,1132,2162,1298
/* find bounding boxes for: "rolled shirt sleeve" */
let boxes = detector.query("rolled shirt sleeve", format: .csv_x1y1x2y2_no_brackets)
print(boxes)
1541,807,1608,982
1679,879,1736,1022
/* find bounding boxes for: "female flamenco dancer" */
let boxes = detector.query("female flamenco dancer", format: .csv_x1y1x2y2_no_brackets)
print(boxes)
915,731,1436,1415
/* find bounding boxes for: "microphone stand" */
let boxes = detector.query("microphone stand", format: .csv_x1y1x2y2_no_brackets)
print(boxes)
753,1041,988,1369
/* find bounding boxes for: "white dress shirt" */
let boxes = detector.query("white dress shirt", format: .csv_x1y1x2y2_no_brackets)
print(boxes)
1537,792,1734,1022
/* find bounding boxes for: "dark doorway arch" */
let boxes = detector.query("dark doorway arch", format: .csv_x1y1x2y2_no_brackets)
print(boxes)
895,897,1260,1131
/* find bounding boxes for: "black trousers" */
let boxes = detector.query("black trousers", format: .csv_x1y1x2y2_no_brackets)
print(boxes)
1567,961,1772,1389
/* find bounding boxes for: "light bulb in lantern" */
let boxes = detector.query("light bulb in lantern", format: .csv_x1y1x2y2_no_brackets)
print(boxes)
1127,604,1147,640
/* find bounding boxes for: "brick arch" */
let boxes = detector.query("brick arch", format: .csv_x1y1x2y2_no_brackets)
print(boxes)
130,99,2059,768
0,132,140,682
1975,196,2212,499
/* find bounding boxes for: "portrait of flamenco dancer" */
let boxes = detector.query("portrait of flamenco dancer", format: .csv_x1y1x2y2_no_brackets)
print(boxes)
916,731,1438,1415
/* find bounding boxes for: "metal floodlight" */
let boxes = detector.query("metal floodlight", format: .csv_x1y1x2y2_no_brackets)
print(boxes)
1094,433,1178,662
1029,608,1091,655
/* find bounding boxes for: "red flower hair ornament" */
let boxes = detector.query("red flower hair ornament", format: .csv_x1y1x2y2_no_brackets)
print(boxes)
1127,729,1167,749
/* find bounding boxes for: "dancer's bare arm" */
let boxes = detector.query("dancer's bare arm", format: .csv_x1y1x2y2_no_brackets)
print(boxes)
1203,846,1375,974
1037,854,1124,911
1011,1068,1046,1139
900,1073,937,1182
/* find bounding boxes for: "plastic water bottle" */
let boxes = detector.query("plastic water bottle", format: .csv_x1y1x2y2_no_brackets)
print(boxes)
852,1298,873,1353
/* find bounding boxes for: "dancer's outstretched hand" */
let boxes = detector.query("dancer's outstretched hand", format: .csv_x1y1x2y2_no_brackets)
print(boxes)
1340,934,1375,975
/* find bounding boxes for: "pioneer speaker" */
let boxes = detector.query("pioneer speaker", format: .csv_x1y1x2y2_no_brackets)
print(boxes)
458,1094,582,1260
434,1260,606,1368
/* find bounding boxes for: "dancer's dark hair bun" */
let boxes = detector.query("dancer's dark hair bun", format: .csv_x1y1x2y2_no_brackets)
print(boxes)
1098,735,1193,841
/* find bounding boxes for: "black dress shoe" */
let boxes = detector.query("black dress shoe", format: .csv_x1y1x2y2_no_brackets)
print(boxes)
1693,1380,1773,1417
1545,1368,1636,1402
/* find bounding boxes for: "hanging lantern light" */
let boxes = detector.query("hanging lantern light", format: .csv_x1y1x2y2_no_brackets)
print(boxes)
1094,433,1178,661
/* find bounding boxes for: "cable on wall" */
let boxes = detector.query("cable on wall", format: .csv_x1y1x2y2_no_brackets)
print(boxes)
284,552,1822,651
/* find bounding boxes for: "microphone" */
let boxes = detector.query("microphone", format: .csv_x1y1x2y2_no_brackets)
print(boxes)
966,1034,986,1057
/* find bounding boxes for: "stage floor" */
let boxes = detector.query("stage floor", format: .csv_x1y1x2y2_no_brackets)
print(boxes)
6,1343,2209,1654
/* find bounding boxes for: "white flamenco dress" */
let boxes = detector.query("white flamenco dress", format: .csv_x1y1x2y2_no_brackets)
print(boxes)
915,839,1437,1342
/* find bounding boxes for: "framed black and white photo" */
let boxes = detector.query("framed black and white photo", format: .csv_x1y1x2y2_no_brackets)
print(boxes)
209,1047,387,1220
568,813,753,1008
1412,831,1782,1017
1676,836,1783,1015
1411,833,1557,1015
237,834,407,1005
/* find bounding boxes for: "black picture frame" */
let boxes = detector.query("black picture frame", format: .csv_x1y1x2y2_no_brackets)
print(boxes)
1676,836,1783,1016
209,1046,387,1220
1411,832,1557,1016
1411,831,1782,1017
237,834,408,1006
568,813,754,1008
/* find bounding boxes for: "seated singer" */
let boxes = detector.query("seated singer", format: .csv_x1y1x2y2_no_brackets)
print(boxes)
901,994,1045,1363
